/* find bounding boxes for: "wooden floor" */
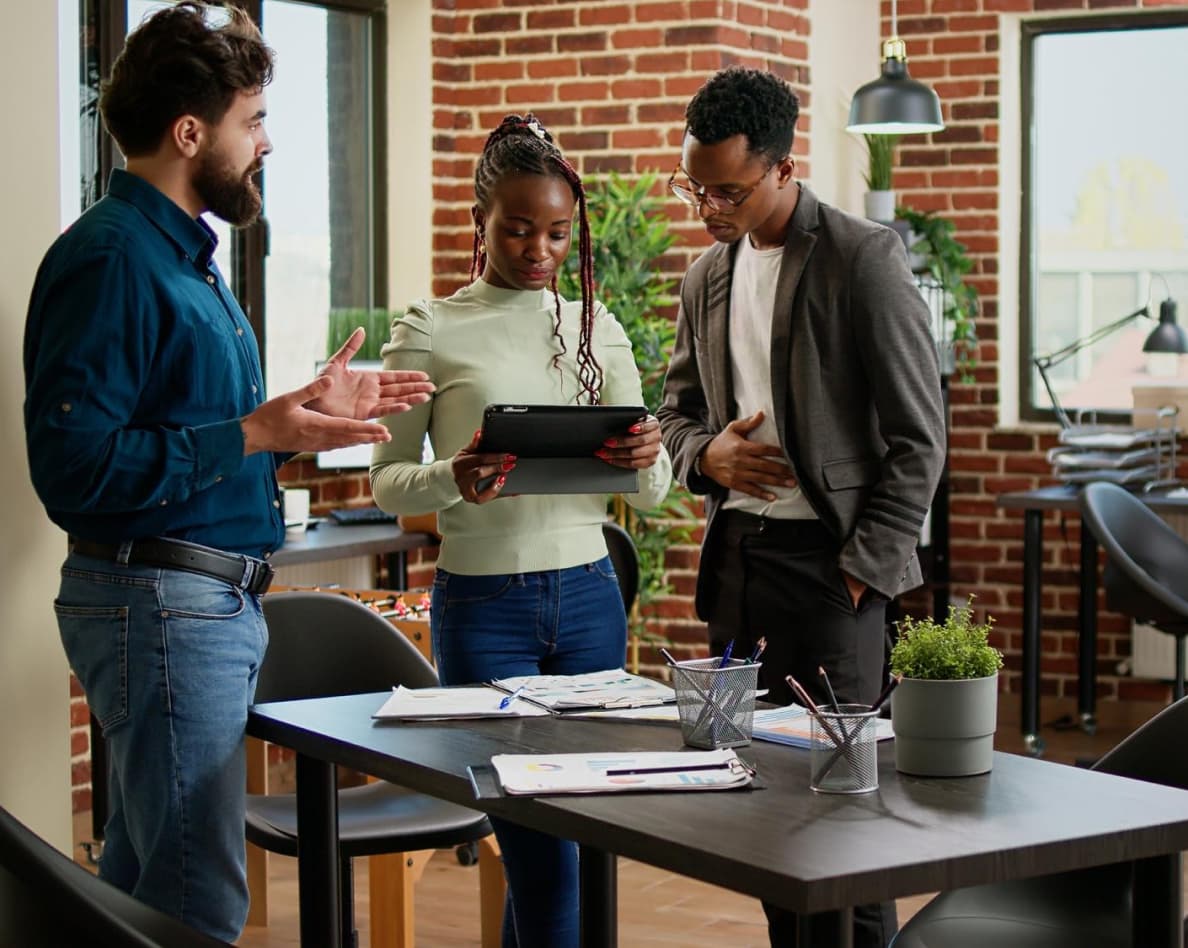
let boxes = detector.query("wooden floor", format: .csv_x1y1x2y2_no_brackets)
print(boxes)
74,695,1178,947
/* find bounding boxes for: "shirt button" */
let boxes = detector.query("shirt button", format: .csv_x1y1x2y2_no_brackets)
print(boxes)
159,499,168,506
273,500,281,508
60,402,72,413
263,551,272,559
206,275,216,285
236,327,244,336
251,385,258,394
214,475,223,483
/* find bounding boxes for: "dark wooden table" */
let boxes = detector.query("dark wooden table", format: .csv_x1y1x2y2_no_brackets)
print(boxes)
997,485,1188,755
248,691,1188,948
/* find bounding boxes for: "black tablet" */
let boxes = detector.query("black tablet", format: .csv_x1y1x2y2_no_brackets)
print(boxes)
477,404,646,494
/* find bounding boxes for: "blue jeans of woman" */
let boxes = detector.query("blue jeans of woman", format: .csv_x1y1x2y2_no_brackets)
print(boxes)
55,552,268,942
432,557,627,948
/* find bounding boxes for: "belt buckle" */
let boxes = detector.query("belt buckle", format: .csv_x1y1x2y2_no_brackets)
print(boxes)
247,558,275,595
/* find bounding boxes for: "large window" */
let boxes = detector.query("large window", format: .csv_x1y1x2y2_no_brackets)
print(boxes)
1021,13,1188,423
1021,13,1188,422
77,0,386,397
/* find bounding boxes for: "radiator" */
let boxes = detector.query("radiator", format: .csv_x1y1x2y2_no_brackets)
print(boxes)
1129,509,1188,679
273,555,375,591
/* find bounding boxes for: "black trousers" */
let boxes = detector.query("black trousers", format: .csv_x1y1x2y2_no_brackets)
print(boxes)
704,510,898,948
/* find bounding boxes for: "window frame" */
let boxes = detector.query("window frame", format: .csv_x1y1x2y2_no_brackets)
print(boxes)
1019,10,1188,425
85,0,388,381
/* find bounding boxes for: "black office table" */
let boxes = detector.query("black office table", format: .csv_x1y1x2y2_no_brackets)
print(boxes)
997,486,1188,754
248,692,1188,948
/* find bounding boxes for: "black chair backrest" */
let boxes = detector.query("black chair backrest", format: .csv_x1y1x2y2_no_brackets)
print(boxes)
602,520,640,615
1091,694,1188,790
0,805,229,948
1079,482,1188,629
257,592,438,703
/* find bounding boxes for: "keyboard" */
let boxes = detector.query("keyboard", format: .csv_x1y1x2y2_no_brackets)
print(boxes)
329,505,398,526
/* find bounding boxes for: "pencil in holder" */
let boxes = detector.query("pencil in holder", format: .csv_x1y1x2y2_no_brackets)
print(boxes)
671,658,760,749
809,704,879,794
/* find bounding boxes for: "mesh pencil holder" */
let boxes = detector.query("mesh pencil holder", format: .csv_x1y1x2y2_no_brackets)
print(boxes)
671,658,760,749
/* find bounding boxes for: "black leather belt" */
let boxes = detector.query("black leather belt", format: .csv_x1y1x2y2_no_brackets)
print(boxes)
69,536,274,595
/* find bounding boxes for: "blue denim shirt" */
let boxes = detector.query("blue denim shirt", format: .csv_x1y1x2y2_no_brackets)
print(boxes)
24,170,285,557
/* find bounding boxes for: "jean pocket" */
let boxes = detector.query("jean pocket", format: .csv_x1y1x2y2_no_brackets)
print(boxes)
54,603,129,732
158,572,246,621
439,571,518,604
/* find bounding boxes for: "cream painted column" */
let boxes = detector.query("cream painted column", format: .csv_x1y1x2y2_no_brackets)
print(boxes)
386,0,433,310
0,0,73,850
808,0,878,214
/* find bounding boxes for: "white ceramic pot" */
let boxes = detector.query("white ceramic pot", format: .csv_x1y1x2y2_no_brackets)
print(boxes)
863,189,896,223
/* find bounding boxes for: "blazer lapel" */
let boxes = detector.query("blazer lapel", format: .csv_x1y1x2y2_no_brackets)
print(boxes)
770,185,819,448
703,244,737,427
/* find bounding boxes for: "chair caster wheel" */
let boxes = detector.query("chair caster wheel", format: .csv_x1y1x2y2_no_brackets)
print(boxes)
456,841,479,866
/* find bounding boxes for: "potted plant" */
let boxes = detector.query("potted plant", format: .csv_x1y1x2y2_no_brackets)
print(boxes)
889,597,1003,777
861,133,899,223
895,206,979,381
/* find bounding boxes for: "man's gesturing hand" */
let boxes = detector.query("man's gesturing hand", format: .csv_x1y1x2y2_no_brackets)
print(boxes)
308,327,434,420
699,411,799,501
241,375,396,455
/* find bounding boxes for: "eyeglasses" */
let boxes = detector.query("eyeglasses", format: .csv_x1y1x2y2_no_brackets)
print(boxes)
667,160,781,214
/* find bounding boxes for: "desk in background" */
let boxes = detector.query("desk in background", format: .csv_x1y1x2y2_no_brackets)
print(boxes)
249,691,1188,948
997,485,1188,755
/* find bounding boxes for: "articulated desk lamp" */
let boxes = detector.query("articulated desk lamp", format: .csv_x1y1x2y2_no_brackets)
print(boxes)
1033,296,1188,430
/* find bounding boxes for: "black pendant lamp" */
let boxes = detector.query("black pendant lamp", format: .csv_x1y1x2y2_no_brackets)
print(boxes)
847,0,944,135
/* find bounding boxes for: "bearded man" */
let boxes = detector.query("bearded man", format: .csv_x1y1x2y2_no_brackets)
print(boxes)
22,4,432,939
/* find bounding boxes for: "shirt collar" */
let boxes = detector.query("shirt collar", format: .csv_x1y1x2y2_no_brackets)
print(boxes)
465,277,552,309
106,168,217,265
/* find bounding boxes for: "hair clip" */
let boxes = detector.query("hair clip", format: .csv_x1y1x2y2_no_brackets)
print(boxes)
525,118,546,141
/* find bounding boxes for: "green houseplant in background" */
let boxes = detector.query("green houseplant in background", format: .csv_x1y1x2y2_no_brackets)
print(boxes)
862,133,899,223
558,171,690,668
889,597,1003,777
895,206,979,381
326,307,400,362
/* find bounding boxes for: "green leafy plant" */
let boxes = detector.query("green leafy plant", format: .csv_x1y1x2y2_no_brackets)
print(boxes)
891,597,1003,681
895,206,979,381
326,308,400,361
863,133,899,192
558,172,690,653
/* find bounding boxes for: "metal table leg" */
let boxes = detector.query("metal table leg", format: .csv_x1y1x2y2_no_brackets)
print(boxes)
1132,853,1182,947
1022,509,1045,755
578,844,617,947
295,753,342,948
1077,528,1099,735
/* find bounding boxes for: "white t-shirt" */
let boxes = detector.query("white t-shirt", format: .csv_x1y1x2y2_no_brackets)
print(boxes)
722,236,816,519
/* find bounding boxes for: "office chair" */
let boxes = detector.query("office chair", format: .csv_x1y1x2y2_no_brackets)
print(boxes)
891,694,1188,947
248,591,503,948
602,520,641,615
1080,481,1188,700
0,803,230,948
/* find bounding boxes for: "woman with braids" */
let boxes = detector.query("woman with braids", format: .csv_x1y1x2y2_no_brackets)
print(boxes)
370,113,671,946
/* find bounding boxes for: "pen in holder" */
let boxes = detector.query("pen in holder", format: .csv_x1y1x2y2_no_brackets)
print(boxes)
671,658,760,749
809,704,879,794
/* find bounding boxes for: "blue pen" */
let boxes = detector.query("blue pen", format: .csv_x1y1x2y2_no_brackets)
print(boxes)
498,684,526,710
718,639,735,669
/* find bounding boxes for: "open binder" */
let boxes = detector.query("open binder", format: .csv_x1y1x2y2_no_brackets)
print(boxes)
488,668,677,714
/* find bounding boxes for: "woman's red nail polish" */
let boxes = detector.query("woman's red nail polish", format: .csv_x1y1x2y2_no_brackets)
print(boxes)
629,424,642,434
496,475,506,488
500,460,515,472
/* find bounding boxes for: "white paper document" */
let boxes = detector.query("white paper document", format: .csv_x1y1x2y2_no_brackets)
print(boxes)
490,748,754,794
372,686,551,721
490,668,677,713
751,705,895,749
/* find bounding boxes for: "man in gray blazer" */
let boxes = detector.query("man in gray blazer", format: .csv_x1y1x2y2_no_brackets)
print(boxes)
657,67,945,948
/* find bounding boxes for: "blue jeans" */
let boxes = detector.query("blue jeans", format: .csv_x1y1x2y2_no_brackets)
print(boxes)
432,557,627,948
55,552,268,942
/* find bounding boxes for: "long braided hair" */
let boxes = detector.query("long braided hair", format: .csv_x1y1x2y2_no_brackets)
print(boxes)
470,113,602,405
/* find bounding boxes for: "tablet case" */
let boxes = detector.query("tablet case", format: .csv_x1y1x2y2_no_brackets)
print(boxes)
477,404,645,495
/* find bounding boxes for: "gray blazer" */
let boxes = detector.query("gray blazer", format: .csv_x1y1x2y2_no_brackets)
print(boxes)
658,185,946,615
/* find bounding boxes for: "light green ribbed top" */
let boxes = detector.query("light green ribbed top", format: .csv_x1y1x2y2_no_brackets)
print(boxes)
370,279,672,575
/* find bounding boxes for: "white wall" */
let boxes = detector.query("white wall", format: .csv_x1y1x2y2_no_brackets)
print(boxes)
0,0,73,850
808,0,879,213
386,0,434,309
